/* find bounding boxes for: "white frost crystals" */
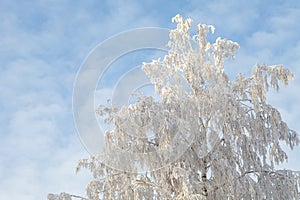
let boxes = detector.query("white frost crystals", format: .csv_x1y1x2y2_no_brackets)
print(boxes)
49,15,300,199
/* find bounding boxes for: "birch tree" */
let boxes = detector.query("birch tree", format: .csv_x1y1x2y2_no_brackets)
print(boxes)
49,15,300,200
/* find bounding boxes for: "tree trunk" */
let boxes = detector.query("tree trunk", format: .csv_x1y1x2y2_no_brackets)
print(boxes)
202,157,208,199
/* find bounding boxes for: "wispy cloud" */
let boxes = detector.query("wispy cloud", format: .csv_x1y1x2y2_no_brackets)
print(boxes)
0,0,162,199
0,0,299,199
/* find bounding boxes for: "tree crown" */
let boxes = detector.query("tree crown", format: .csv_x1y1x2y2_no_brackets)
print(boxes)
49,14,299,200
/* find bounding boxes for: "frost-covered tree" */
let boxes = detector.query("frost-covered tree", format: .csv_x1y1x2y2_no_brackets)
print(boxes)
49,15,300,200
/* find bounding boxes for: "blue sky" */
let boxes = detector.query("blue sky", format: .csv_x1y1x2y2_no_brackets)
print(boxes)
1,0,300,199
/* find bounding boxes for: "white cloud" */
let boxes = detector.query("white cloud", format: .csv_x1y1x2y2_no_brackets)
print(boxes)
0,136,91,199
1,0,300,199
0,0,163,199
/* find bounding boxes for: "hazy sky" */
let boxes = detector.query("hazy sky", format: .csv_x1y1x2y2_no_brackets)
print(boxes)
1,0,300,199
